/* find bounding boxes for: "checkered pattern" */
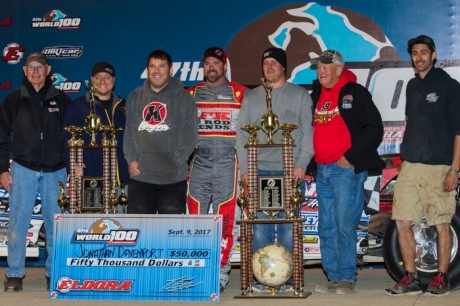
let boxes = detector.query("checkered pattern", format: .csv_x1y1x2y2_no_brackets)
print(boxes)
363,175,380,215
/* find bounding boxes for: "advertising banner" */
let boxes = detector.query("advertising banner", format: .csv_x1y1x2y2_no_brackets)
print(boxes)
50,214,222,301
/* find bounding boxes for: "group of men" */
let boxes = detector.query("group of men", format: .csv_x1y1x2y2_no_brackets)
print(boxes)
0,34,458,298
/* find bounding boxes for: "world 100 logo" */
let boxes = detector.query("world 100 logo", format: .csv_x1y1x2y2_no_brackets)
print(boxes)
51,73,81,93
31,10,82,30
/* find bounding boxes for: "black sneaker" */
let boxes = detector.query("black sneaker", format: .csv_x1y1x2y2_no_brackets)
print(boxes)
4,277,23,293
46,276,50,291
219,284,225,294
384,271,422,296
424,272,450,297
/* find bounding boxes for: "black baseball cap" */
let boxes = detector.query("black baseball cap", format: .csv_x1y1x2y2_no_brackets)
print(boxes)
407,35,436,53
92,61,115,77
203,47,227,63
310,50,344,67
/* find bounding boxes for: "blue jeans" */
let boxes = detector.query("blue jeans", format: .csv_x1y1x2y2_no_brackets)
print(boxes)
316,162,367,284
252,170,305,255
6,162,66,278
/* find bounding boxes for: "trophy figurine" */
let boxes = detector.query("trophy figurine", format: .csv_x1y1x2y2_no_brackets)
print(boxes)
63,126,78,147
290,179,304,219
263,210,280,220
57,181,69,213
241,124,260,145
100,125,111,147
64,126,85,147
236,181,248,220
118,181,129,213
110,126,124,146
108,181,119,214
280,123,298,145
260,78,279,144
84,80,101,146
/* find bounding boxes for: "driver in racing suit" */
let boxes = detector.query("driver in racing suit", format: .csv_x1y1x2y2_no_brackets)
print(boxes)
187,47,246,293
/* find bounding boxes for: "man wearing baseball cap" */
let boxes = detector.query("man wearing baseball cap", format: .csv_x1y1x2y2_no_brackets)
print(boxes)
236,47,314,292
310,50,384,294
187,47,246,292
0,52,71,292
63,61,129,196
385,35,460,297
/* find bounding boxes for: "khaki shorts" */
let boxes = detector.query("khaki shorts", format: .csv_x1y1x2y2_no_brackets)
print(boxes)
392,161,456,226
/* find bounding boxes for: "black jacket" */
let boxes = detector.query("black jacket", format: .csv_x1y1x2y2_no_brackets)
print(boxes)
311,80,385,175
0,79,70,173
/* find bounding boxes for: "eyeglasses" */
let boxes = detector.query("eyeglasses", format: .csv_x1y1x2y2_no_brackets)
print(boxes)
26,65,47,72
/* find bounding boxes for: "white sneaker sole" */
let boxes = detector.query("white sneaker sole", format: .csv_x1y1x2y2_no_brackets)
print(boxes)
384,290,422,296
424,291,450,298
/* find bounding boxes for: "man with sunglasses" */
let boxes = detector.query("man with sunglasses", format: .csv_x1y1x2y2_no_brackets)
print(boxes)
0,52,71,292
310,50,384,294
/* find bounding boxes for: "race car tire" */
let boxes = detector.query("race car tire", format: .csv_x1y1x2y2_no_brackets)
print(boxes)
383,202,460,289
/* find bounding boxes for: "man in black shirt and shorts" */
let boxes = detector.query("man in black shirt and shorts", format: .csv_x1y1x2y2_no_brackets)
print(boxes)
385,35,460,297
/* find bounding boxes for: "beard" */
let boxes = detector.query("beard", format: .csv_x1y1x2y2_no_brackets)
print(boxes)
205,69,223,83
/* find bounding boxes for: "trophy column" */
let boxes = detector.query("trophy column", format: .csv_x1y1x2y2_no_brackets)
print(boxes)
282,144,300,291
103,141,110,213
76,146,83,212
283,145,294,216
68,144,77,214
64,126,84,214
245,145,258,291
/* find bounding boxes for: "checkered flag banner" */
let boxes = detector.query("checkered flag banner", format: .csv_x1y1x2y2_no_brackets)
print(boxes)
363,175,380,215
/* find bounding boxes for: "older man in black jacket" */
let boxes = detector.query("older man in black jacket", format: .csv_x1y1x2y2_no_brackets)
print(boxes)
0,52,70,293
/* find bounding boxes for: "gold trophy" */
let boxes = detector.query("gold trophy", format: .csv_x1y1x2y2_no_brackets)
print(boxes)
64,126,85,147
84,80,101,146
100,125,111,146
260,78,279,144
57,181,69,213
110,126,123,146
241,124,260,145
280,123,298,145
289,179,304,219
236,181,249,220
108,181,119,214
63,126,78,146
118,181,129,214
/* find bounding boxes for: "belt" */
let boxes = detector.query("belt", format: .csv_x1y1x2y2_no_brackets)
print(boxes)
195,147,236,156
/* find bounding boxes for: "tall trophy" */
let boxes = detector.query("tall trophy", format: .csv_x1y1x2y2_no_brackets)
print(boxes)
235,78,309,299
62,80,124,214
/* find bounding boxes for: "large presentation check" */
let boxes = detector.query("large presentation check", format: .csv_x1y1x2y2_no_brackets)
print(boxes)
50,214,222,301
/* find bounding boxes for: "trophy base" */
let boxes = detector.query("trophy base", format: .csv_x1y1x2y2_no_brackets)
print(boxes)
234,291,311,299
